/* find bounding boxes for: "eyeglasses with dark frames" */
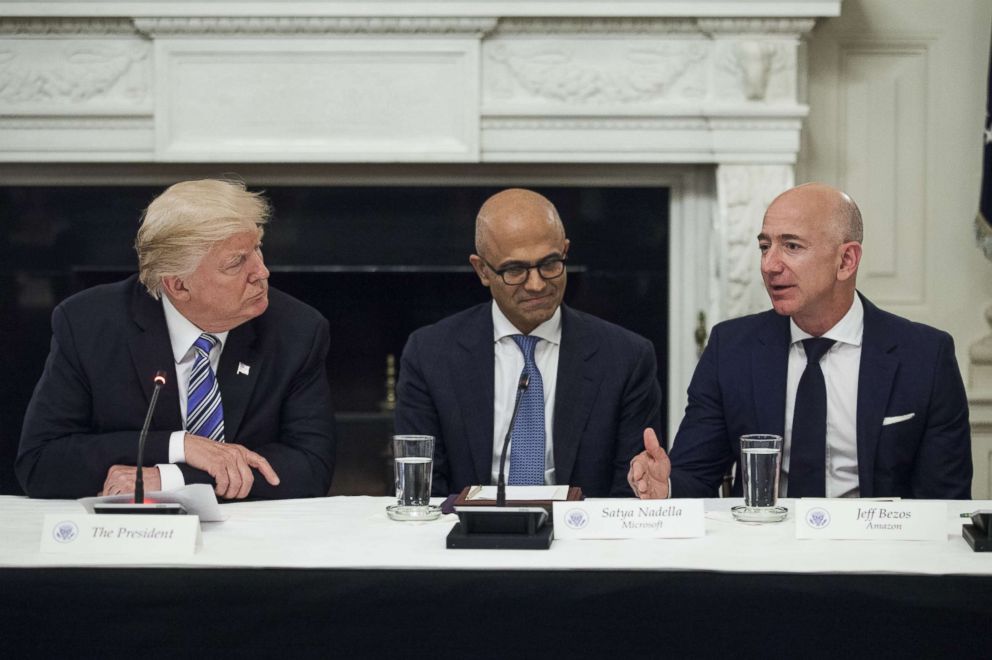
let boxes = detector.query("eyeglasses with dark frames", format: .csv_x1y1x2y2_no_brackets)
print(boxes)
481,255,567,286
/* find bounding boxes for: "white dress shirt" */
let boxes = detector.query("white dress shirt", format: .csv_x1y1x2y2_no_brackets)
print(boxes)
489,302,561,485
157,295,228,491
782,296,864,498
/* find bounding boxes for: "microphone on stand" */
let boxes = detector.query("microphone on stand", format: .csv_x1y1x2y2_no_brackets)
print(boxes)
93,369,186,515
134,370,167,504
496,373,530,507
446,370,551,549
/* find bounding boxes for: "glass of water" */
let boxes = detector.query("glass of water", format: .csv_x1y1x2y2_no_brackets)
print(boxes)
386,435,442,521
731,434,788,523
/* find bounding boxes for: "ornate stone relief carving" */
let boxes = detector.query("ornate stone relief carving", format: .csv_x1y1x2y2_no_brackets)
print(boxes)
697,18,816,36
0,18,138,36
495,18,700,35
714,40,795,102
716,164,794,319
485,41,708,104
729,41,786,101
0,42,150,106
133,17,498,37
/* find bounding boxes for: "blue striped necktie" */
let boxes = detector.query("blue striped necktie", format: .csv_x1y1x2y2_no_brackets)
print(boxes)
508,334,546,485
186,333,225,442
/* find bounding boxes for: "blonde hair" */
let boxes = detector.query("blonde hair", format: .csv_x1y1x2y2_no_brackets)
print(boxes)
135,179,270,299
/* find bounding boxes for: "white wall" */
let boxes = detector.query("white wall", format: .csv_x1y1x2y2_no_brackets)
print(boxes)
798,0,992,497
799,0,992,375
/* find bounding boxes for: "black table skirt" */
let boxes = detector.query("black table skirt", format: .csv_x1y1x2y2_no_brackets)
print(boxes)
1,568,988,659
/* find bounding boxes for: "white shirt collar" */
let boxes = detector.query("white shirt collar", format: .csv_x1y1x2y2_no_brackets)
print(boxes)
789,294,864,348
491,300,562,346
161,294,229,363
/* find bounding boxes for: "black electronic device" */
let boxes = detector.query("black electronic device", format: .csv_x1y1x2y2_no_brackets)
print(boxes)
962,509,992,552
92,503,187,515
446,371,557,549
446,506,552,550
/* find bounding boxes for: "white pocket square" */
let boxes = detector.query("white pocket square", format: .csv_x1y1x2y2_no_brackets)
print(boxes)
882,413,915,426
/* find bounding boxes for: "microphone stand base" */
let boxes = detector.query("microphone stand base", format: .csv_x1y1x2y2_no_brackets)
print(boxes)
92,503,188,515
446,506,552,550
963,524,992,552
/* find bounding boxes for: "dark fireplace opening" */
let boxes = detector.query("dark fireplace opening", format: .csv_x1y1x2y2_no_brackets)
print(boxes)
0,185,669,496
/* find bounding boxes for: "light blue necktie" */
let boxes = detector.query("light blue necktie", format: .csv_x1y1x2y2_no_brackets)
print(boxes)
508,334,546,485
186,333,225,442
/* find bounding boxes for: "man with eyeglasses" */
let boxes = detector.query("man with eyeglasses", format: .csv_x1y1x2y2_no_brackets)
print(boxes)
395,188,662,497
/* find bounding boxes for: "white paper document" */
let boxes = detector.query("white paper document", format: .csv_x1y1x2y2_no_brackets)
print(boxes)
466,485,569,501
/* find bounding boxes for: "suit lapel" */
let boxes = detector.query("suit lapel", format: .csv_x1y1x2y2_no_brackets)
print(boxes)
855,295,898,498
751,313,790,436
450,306,496,485
553,306,599,485
127,281,182,429
216,321,261,443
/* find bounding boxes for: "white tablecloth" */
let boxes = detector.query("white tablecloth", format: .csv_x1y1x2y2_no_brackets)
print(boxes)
1,495,988,574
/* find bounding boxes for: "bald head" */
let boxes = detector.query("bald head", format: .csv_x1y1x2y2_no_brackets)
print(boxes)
767,182,863,245
475,188,565,256
759,182,864,335
469,188,570,334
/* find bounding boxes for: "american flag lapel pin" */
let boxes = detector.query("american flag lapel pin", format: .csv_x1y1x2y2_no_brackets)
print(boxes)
237,362,250,376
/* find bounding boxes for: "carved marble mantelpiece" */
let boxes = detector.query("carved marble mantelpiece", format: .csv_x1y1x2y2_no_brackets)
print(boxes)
0,0,841,437
0,2,835,164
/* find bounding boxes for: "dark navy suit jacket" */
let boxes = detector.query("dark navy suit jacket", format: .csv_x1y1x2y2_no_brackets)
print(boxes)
669,294,972,499
395,303,662,497
17,275,336,499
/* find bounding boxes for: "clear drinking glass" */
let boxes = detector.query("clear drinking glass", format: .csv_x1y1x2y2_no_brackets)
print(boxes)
731,434,788,523
386,434,442,521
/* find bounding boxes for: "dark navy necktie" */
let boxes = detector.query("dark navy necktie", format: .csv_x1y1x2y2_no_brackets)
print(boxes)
186,333,225,442
789,337,835,497
508,334,546,485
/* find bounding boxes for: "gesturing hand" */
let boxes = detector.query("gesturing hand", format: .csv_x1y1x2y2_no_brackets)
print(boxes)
184,433,280,499
627,428,671,499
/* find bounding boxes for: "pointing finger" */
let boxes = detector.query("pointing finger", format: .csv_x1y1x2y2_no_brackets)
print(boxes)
246,451,280,486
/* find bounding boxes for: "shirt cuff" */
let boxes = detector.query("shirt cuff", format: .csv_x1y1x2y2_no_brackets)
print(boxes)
156,463,185,491
169,430,187,463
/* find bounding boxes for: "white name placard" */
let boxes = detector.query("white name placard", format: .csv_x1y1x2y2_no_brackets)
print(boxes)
553,499,705,539
40,514,201,556
795,500,946,541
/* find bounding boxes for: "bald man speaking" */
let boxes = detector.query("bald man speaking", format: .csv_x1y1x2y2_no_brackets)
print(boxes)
395,188,662,497
629,183,972,501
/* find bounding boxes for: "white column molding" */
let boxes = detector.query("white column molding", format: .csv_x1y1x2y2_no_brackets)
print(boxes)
493,18,701,35
714,163,794,321
970,305,992,392
132,17,499,37
0,18,138,35
969,304,992,498
697,18,816,36
0,10,828,163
